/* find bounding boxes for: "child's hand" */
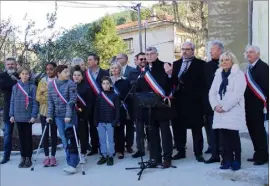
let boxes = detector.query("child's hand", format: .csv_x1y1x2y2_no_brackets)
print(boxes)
64,118,71,123
10,117,15,123
29,117,35,124
46,118,52,123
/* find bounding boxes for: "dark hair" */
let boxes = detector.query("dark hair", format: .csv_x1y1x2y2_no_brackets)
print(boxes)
101,76,112,84
55,65,68,76
6,57,16,62
46,62,57,68
136,52,145,60
73,65,83,76
88,53,100,65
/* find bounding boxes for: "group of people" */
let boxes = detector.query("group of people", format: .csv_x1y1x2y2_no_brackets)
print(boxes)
0,40,268,175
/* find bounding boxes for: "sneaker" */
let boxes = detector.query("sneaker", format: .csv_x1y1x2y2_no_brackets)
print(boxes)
0,156,10,164
97,156,107,165
107,157,114,166
24,157,32,168
63,166,77,174
80,154,87,164
50,157,57,167
231,161,241,171
18,157,26,168
43,157,50,167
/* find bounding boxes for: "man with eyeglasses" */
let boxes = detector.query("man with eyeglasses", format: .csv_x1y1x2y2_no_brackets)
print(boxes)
165,41,206,163
116,53,136,79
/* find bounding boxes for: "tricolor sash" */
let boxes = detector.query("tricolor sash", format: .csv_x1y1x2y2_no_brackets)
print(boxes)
144,71,173,100
52,80,79,111
113,85,128,111
17,82,31,109
245,69,268,117
101,92,115,108
77,94,86,106
86,69,101,95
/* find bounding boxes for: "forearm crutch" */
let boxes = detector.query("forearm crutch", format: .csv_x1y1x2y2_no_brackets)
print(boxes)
72,125,86,175
31,121,49,171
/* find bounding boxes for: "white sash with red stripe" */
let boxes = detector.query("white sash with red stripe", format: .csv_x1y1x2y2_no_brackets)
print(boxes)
101,92,115,108
86,69,101,95
52,80,79,111
17,82,31,109
144,71,173,98
245,69,267,115
77,94,86,106
113,85,128,111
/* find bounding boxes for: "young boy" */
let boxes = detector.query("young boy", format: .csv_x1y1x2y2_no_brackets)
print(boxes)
94,76,120,166
9,66,38,168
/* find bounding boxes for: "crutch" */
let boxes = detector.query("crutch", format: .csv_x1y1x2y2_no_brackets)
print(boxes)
31,120,50,171
72,125,86,175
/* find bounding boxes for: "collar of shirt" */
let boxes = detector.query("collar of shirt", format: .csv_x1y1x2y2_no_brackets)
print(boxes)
122,64,127,74
251,58,260,67
90,68,100,79
110,76,122,84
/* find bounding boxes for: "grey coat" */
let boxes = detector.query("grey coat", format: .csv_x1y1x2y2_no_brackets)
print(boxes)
47,79,77,119
9,81,39,122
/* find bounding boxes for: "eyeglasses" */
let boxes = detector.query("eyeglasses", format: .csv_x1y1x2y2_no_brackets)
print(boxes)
139,58,146,61
181,48,192,51
116,58,124,60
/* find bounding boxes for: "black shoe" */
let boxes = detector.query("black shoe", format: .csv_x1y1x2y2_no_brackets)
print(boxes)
247,157,256,162
107,157,114,166
24,157,32,168
97,156,108,165
87,150,98,156
163,160,172,168
204,148,211,154
196,155,205,162
18,157,26,168
147,159,158,168
118,153,124,159
254,160,268,165
204,157,220,164
126,147,134,154
132,151,145,158
172,152,186,160
0,156,10,164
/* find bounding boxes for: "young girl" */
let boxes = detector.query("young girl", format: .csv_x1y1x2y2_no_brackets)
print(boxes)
9,66,38,168
72,65,92,163
47,65,79,174
94,76,120,166
36,62,58,167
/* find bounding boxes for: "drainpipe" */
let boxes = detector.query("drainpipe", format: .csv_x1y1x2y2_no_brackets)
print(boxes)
248,0,253,45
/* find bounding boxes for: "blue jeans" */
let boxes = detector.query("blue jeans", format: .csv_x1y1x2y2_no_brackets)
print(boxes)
55,115,79,168
3,121,14,158
98,123,115,157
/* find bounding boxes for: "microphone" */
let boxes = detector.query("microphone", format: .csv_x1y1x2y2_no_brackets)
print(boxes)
10,74,19,81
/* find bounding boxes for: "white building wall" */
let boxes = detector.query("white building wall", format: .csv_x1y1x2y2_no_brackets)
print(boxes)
252,1,269,63
118,23,175,67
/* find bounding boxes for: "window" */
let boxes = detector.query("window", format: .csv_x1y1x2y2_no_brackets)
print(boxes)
124,38,134,52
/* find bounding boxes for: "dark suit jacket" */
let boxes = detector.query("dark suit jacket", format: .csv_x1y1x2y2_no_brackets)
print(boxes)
123,65,136,79
171,57,205,128
84,68,109,118
245,59,269,121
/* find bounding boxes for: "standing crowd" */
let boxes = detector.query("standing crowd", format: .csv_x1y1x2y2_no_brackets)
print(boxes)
0,40,268,175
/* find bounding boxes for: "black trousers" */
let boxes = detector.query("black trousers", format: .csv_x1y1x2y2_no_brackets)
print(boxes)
219,129,241,162
17,122,33,158
204,115,220,158
124,118,134,148
246,114,268,161
77,116,89,154
88,114,99,151
40,116,57,157
149,120,172,162
172,117,203,157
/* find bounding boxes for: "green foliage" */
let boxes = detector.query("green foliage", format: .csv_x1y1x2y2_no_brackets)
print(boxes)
116,17,127,25
93,16,127,69
0,62,4,71
130,9,151,21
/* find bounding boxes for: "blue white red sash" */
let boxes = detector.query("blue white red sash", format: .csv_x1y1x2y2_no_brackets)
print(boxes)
144,71,173,100
101,92,115,108
77,94,86,107
17,82,30,109
113,85,128,111
52,80,79,111
86,69,101,95
245,69,268,115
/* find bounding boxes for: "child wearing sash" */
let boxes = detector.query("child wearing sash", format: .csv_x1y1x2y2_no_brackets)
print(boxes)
94,76,120,166
72,65,92,163
9,66,38,168
47,65,79,174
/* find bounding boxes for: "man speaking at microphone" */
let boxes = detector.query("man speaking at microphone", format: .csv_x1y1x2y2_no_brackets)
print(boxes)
0,57,19,164
135,47,175,168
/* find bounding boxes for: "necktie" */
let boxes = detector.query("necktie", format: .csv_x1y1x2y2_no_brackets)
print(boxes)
178,61,188,79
